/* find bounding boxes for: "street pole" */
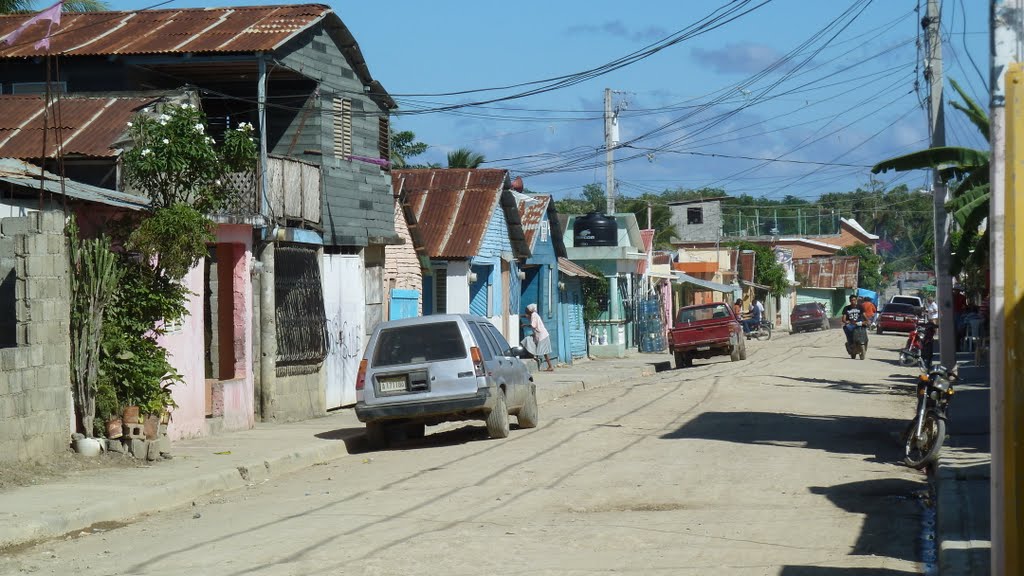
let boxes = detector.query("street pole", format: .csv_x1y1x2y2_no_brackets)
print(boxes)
604,88,616,215
991,3,1024,573
925,0,956,368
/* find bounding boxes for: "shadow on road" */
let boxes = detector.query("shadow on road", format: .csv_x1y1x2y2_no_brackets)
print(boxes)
661,411,905,463
780,567,918,575
774,375,916,397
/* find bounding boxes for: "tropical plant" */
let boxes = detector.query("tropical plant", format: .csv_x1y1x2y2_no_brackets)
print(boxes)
580,266,609,322
67,217,123,438
871,79,990,275
0,0,107,14
835,243,885,292
446,147,486,169
725,241,788,297
390,129,428,168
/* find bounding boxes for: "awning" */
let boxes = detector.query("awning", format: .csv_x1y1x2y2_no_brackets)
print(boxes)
673,272,736,293
558,257,600,279
0,158,149,210
740,279,771,291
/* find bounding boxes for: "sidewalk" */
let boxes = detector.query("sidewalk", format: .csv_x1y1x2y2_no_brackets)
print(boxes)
0,350,670,551
936,354,991,576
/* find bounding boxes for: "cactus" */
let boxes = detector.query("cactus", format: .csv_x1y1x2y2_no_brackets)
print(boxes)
67,218,123,438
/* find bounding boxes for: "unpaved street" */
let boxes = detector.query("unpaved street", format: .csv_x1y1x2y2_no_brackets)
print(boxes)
1,330,928,575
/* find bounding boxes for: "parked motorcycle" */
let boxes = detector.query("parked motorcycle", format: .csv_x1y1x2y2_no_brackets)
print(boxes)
746,319,773,341
844,321,868,360
903,364,958,468
899,319,936,367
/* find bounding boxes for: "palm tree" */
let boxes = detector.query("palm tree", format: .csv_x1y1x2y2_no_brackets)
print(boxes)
871,79,989,275
446,148,485,169
1,0,108,14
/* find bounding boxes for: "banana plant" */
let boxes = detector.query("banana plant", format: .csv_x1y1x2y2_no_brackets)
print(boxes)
871,79,990,276
68,218,123,437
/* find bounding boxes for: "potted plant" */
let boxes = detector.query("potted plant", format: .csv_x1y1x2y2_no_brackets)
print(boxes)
96,381,123,439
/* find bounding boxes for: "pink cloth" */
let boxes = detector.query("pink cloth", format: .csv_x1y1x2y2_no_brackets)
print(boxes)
2,0,63,51
530,312,549,343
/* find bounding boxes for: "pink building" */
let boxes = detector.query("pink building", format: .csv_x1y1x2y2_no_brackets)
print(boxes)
159,224,254,440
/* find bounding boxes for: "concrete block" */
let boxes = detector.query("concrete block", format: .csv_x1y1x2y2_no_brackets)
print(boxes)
38,211,64,234
106,438,126,453
28,344,44,367
15,324,27,346
14,277,25,300
129,438,146,458
1,217,30,237
0,348,16,372
146,440,159,461
47,234,64,254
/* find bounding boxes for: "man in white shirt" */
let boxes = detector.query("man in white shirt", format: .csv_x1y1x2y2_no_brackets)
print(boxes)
927,296,939,325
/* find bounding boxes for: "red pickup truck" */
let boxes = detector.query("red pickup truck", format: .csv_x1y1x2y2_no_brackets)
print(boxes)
668,302,747,368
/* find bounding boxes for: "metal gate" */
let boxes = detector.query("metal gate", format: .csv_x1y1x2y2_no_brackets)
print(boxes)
322,254,365,409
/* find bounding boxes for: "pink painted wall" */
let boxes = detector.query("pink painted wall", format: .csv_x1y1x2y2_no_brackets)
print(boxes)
162,224,254,440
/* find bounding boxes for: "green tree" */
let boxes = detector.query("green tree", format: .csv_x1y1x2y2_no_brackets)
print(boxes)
446,147,486,168
1,0,107,14
389,129,428,168
872,79,989,276
835,243,884,292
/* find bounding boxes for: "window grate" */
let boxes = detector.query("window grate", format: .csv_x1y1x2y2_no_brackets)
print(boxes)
274,245,328,365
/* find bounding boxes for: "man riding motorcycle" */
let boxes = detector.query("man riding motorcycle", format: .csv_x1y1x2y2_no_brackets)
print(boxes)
841,295,865,346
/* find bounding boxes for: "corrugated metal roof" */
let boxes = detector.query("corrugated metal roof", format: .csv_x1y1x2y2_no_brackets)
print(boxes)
0,5,328,57
557,257,598,279
0,158,149,209
0,95,160,159
517,194,549,252
794,256,860,289
395,168,530,260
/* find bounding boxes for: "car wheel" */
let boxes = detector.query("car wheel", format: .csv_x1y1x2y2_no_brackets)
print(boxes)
790,327,800,335
674,351,688,369
730,344,741,362
365,422,389,450
739,339,748,360
877,326,883,335
486,389,510,439
517,385,539,429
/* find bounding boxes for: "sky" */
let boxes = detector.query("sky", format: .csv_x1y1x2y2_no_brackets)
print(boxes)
108,0,991,202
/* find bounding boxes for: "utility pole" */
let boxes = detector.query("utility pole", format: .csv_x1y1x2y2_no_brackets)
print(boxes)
604,88,616,214
990,3,1024,574
925,0,956,369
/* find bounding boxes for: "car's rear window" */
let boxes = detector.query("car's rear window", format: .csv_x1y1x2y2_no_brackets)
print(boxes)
676,304,731,324
793,303,821,313
883,303,917,314
373,321,467,367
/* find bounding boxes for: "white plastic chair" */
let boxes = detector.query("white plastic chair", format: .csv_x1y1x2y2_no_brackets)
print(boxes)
961,318,982,352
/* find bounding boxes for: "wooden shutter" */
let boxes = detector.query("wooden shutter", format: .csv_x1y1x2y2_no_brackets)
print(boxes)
333,98,352,159
378,116,390,162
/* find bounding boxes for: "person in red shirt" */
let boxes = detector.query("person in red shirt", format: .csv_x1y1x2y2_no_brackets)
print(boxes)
859,297,877,323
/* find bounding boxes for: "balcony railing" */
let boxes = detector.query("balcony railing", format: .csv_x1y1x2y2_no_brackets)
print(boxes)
213,155,321,226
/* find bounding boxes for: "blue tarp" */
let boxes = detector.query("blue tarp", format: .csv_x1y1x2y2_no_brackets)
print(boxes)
857,288,877,302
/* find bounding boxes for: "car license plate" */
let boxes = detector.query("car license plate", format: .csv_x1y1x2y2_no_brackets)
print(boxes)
697,345,711,351
895,316,904,321
800,315,811,319
378,376,407,393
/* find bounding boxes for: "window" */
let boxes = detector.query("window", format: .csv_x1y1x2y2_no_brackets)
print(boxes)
687,207,703,225
372,322,466,367
275,245,328,365
540,223,549,243
333,97,352,159
467,323,495,360
378,116,390,163
434,268,447,314
484,324,512,356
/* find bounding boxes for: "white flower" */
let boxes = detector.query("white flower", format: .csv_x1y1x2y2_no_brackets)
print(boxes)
126,121,133,128
162,138,169,144
215,179,222,186
141,148,151,156
158,114,170,122
206,136,215,144
194,123,205,133
159,120,167,126
181,103,191,110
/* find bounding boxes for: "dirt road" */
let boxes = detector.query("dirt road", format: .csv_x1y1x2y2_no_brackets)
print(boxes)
0,329,928,575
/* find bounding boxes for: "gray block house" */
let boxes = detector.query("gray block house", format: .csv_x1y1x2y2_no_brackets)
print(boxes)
0,5,400,421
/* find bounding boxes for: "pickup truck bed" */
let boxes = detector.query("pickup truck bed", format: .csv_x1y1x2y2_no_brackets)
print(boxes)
668,302,747,368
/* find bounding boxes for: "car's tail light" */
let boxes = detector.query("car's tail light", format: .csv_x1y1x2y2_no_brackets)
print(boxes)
356,359,367,391
470,346,485,377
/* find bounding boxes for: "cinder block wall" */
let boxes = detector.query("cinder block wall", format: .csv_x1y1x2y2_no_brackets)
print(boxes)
0,211,72,463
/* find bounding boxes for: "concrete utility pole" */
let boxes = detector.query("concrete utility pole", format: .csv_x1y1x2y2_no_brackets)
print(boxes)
924,0,956,368
604,88,616,214
990,3,1024,574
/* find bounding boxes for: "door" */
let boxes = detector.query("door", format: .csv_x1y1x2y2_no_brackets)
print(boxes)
323,254,365,409
483,322,526,409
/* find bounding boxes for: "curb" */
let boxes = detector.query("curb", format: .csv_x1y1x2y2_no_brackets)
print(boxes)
0,360,658,551
934,452,992,576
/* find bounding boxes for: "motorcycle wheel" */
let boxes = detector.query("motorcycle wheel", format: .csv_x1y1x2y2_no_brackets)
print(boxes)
898,351,915,366
904,413,946,469
763,325,772,341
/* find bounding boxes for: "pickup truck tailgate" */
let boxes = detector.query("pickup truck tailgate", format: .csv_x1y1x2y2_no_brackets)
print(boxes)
670,320,735,349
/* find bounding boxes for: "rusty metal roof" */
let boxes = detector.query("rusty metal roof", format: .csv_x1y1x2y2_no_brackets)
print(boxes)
394,168,530,260
0,94,160,159
794,256,860,289
558,257,598,279
517,194,550,252
0,158,148,209
0,5,329,57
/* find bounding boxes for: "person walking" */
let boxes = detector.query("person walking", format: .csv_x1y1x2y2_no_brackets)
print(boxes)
524,303,554,372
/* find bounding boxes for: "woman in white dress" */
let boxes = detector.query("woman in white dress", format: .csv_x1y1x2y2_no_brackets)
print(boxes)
523,303,554,372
